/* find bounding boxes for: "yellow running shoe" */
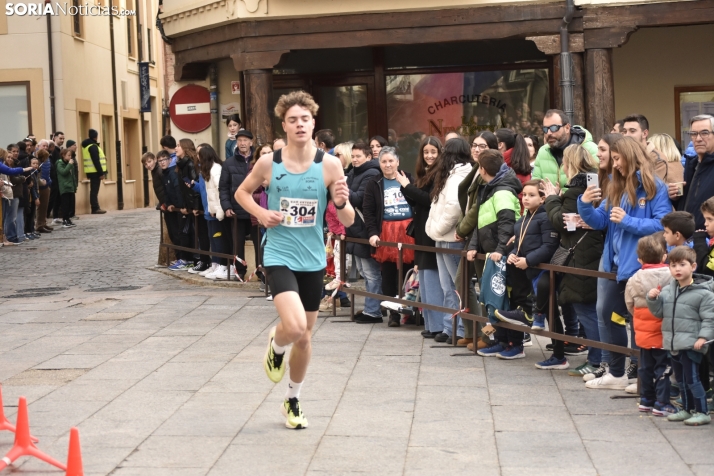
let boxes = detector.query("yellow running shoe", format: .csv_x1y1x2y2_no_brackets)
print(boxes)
281,397,309,429
264,326,286,383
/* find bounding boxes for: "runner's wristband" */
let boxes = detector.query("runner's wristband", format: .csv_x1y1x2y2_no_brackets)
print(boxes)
334,201,347,210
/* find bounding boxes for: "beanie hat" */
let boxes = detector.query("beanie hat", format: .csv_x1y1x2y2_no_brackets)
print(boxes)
66,140,76,148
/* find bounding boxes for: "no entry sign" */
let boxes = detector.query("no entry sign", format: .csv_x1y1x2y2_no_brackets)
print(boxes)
169,84,211,133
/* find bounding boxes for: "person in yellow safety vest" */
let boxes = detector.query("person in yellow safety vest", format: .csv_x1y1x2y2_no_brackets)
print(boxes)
81,129,107,214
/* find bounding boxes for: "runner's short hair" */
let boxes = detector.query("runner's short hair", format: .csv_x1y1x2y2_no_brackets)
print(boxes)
274,90,319,120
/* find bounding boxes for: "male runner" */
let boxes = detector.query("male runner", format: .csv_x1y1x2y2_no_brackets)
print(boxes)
236,91,354,429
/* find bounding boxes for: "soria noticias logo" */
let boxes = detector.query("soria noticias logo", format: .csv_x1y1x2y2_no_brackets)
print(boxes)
6,2,136,16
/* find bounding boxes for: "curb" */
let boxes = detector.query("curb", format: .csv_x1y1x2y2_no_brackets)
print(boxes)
149,267,263,289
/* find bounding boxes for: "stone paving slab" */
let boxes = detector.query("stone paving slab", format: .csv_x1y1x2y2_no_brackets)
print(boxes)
1,208,713,475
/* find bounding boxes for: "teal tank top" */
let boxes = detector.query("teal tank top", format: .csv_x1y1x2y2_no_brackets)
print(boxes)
263,148,328,272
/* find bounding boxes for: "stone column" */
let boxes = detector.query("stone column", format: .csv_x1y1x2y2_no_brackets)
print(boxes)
243,69,274,146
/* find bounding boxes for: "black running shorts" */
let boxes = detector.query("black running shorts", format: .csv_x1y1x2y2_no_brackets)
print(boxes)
264,266,325,312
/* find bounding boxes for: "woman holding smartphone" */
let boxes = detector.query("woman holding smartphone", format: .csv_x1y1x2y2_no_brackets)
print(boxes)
577,136,671,390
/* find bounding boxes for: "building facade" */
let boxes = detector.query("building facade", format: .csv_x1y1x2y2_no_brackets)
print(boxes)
159,0,713,170
0,0,165,212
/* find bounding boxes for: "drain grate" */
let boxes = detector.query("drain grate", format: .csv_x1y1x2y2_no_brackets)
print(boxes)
85,285,142,293
4,368,88,386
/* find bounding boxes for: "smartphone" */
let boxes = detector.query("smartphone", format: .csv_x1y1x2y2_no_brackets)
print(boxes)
586,173,599,189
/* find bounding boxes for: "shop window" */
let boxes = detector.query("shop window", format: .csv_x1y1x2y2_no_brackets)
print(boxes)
386,68,550,172
676,86,714,145
147,28,153,63
0,83,31,148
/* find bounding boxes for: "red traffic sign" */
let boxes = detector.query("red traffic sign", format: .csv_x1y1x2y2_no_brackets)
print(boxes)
169,84,211,133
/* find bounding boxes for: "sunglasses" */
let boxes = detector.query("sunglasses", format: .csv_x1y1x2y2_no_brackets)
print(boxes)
542,124,565,134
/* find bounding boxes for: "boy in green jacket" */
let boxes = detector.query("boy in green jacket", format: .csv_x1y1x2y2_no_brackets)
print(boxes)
647,246,714,426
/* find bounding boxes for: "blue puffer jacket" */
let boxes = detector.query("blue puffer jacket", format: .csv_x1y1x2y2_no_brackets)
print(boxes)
577,172,672,282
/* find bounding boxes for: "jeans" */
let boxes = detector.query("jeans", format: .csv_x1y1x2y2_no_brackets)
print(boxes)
436,241,464,337
206,219,224,265
456,257,478,339
88,173,102,211
418,268,446,333
355,255,382,317
16,204,25,240
3,198,19,242
572,302,602,366
596,275,612,366
600,279,630,378
672,351,707,413
639,348,671,405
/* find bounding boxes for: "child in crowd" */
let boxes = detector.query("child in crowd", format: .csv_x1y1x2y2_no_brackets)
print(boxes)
625,234,677,416
662,211,695,252
647,246,714,426
490,179,560,362
694,197,714,279
141,152,167,210
159,149,192,269
462,150,522,357
56,148,77,228
26,157,41,238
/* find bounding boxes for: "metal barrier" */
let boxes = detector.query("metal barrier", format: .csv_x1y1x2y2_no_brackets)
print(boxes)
158,210,266,289
334,236,638,357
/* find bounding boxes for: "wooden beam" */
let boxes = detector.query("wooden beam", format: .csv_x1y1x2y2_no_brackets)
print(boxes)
582,0,714,29
176,17,577,67
243,69,273,146
583,27,636,49
527,34,584,55
231,50,289,71
585,48,615,142
171,2,581,53
372,47,388,139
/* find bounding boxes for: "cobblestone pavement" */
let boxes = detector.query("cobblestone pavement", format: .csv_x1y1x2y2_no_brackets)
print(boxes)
1,209,713,475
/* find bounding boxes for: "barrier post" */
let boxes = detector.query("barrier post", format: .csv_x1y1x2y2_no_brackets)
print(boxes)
548,269,556,334
231,215,238,281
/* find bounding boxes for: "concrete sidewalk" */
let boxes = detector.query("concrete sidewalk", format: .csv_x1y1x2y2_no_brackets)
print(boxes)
1,209,712,475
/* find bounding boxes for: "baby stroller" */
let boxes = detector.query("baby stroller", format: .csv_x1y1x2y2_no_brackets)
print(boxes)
380,267,422,325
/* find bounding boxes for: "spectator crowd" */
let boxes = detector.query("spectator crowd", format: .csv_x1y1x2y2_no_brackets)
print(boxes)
0,130,111,246
9,107,714,427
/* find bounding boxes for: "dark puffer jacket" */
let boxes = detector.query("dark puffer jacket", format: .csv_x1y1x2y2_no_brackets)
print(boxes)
218,154,252,219
544,172,604,304
175,156,201,211
402,180,437,270
511,205,559,280
675,152,714,229
345,160,381,258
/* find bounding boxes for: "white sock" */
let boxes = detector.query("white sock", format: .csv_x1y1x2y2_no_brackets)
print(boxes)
271,339,286,355
286,378,303,399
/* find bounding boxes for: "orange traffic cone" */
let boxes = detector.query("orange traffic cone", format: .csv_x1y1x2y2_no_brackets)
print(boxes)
0,397,66,471
0,385,39,443
65,427,83,476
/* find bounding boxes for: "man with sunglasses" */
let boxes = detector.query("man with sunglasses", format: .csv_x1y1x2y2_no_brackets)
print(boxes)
671,114,714,229
532,109,598,189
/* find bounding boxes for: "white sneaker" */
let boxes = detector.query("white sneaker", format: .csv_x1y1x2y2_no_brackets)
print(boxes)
52,218,63,225
585,372,629,390
214,265,238,280
625,382,638,394
266,295,273,301
206,265,227,280
199,263,218,277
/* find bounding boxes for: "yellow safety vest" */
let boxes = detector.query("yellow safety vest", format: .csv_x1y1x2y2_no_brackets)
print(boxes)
82,142,107,174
